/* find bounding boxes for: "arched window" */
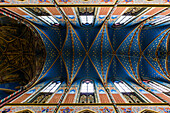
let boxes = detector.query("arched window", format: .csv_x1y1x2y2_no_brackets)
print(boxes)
113,8,147,27
78,7,95,26
146,81,170,96
28,81,61,103
25,8,59,26
149,14,170,26
79,80,95,103
80,80,94,93
114,81,145,103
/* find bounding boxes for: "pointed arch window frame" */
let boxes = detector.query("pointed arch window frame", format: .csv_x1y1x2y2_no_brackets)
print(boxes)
146,81,170,96
76,7,97,27
78,79,97,103
26,81,61,103
113,81,146,103
80,80,95,93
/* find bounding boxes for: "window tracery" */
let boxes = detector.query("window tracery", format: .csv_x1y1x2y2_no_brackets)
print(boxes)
114,81,145,103
149,14,170,26
23,8,59,26
79,80,96,103
77,7,96,26
146,81,170,96
27,81,61,103
113,7,147,27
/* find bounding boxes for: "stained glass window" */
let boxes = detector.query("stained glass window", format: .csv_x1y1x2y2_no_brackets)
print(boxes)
28,81,61,103
79,80,95,103
114,81,145,103
147,81,170,96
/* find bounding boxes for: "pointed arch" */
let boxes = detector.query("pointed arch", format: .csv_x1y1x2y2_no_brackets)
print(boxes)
15,109,34,113
77,109,97,113
113,81,146,103
139,109,159,113
26,81,61,103
78,79,96,103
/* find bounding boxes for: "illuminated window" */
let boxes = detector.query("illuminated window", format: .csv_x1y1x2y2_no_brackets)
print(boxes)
78,7,95,26
114,81,145,103
113,7,146,26
38,16,59,25
79,15,94,25
150,14,170,26
40,82,61,93
114,81,133,93
27,81,61,103
79,80,95,103
147,81,170,96
80,80,94,93
24,8,59,26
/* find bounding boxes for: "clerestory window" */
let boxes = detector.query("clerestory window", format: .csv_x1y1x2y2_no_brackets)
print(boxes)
79,80,95,103
114,81,145,103
27,81,61,103
146,81,170,96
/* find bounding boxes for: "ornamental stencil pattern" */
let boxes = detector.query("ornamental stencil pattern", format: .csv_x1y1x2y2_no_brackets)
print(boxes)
58,106,115,113
118,106,170,113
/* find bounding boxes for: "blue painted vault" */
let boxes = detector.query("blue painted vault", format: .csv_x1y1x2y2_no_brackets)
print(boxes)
35,21,170,86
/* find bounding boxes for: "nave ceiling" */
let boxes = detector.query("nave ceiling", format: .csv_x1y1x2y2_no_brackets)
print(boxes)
0,0,169,99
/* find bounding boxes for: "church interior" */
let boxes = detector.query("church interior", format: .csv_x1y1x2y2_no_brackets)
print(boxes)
0,0,170,113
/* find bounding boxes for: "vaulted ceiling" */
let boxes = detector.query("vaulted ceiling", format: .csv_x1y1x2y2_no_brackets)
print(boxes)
0,0,170,99
35,19,169,86
0,14,46,99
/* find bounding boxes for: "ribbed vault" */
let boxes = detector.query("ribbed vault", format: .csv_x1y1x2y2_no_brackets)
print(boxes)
0,14,46,99
0,6,169,99
36,19,169,87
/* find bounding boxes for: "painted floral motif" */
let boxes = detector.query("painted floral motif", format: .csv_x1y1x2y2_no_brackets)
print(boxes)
100,107,114,113
118,106,170,113
60,107,74,113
